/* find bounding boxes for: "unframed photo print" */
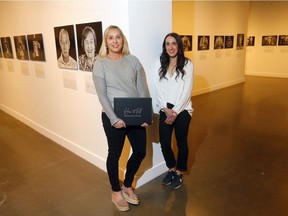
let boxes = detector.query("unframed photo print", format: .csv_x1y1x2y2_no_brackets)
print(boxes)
1,37,14,59
27,33,46,61
14,35,29,60
54,25,78,70
180,35,192,51
76,21,102,72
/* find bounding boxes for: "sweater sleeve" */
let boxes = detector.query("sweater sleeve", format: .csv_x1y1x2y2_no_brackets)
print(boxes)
92,60,119,126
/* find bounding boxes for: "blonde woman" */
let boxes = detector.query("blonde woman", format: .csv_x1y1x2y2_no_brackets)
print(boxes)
92,26,150,211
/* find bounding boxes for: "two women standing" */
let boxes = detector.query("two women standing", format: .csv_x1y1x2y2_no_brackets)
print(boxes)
93,27,193,211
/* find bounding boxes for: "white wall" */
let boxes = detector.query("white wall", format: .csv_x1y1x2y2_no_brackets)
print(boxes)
245,1,288,78
0,0,172,188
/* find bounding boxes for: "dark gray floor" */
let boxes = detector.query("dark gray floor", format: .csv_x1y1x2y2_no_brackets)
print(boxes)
1,76,288,216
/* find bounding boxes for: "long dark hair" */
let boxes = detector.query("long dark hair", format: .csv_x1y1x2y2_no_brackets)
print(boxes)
159,32,189,80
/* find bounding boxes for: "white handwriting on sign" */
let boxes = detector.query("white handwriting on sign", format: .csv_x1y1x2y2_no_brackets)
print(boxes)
124,108,143,117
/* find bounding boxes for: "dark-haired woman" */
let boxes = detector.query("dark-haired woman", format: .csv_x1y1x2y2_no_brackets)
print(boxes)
156,32,194,189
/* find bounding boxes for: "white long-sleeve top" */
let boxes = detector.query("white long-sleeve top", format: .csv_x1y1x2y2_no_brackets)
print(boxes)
156,60,194,115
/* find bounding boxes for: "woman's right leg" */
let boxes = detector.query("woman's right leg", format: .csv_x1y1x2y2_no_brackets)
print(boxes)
159,111,175,169
102,113,126,192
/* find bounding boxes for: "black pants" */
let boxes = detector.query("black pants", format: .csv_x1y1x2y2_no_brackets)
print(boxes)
102,113,146,192
159,106,191,171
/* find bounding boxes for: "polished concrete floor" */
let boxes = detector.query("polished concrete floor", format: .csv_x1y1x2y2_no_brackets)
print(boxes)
0,76,288,216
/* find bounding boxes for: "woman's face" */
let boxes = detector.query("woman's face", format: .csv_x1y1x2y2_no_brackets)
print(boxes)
165,36,178,58
106,28,123,55
83,31,95,59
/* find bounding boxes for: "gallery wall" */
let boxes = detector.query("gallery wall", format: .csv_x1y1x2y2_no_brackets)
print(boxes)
172,1,250,96
0,1,172,188
1,1,287,188
245,1,288,78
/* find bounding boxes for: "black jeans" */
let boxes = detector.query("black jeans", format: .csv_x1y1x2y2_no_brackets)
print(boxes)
102,112,146,192
159,105,191,171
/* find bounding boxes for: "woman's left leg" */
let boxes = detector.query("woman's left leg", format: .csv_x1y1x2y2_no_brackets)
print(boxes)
174,110,191,171
124,126,147,187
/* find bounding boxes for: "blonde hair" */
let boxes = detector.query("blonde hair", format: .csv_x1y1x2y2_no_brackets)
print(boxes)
98,25,130,58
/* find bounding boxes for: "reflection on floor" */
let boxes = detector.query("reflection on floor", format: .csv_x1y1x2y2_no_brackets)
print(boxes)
1,76,288,216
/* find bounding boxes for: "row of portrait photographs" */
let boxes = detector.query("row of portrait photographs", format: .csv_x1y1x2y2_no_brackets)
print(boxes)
54,21,102,71
0,21,102,72
0,34,46,61
180,34,245,51
247,35,288,46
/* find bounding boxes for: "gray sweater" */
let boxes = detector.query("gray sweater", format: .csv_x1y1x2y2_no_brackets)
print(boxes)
92,54,150,125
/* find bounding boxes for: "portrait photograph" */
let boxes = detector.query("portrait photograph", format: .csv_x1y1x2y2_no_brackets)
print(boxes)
247,36,255,46
14,35,29,60
225,36,234,49
278,35,288,46
214,35,224,49
237,34,244,50
0,42,3,58
180,35,192,51
27,33,46,61
76,21,102,72
198,35,210,51
1,37,14,59
54,25,78,70
262,35,277,46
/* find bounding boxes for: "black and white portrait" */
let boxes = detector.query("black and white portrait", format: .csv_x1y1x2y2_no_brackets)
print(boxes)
180,35,192,52
76,21,102,72
27,33,46,61
1,37,14,59
54,25,78,70
247,36,255,46
214,35,224,49
262,35,277,46
198,35,210,51
278,35,288,46
237,34,244,50
14,35,29,60
225,36,234,49
0,42,3,58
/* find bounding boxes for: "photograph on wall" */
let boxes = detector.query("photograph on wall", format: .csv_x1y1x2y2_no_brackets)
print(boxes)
224,36,234,49
54,25,78,70
180,35,192,51
247,36,255,46
14,35,29,60
214,35,224,49
76,21,102,72
198,35,209,51
278,35,288,46
27,33,46,61
236,34,244,50
262,35,277,46
1,37,14,59
0,41,2,58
